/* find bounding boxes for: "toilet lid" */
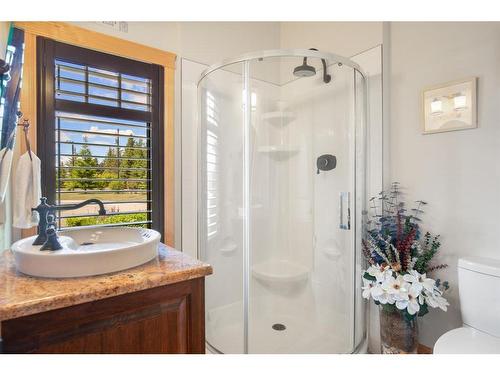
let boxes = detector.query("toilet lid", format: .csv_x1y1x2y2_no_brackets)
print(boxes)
434,326,500,354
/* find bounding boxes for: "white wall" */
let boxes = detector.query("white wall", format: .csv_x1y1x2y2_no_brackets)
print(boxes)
280,22,383,58
76,21,382,66
74,22,281,65
388,22,500,348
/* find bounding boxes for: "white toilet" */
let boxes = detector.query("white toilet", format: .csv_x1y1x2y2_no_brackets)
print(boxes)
434,256,500,354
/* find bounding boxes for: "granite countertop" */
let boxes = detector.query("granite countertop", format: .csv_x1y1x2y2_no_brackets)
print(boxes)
0,244,212,321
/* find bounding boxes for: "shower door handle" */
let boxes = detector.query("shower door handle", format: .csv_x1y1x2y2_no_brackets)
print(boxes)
339,192,351,230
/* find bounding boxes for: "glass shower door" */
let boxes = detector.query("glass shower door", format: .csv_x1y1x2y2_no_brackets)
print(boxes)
247,56,357,353
199,62,246,354
199,50,366,354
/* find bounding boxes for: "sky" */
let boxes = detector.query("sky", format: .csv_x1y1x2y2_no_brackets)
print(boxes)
54,59,151,165
57,113,148,164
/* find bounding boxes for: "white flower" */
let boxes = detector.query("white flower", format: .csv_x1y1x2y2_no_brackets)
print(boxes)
362,265,450,313
425,289,449,312
367,264,392,283
382,274,406,295
403,270,436,294
370,280,391,303
375,290,396,305
363,267,395,305
395,284,423,315
362,279,375,299
361,276,386,301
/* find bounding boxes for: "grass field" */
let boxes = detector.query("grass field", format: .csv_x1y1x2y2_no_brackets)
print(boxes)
58,191,149,228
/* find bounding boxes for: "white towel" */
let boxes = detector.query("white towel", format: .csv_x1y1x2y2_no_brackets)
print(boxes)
13,151,42,229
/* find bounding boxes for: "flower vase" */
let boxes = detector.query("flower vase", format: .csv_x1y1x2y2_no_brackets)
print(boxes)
379,306,418,354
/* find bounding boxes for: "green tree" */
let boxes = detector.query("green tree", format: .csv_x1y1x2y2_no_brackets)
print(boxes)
121,137,147,190
59,143,78,190
64,136,100,191
100,145,125,190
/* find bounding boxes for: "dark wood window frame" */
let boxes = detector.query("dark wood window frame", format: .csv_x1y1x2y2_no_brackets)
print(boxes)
36,37,165,237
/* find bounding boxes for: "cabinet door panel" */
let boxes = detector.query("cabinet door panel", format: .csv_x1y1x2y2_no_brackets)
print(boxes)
2,278,205,354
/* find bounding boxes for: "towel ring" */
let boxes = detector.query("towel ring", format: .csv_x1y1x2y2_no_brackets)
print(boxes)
0,114,33,167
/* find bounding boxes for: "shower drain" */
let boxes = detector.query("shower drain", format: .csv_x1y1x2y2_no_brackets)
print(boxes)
272,323,286,331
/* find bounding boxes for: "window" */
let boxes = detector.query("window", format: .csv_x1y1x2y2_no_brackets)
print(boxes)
37,38,164,235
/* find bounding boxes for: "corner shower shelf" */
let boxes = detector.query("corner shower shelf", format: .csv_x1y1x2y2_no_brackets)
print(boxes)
258,145,299,161
219,244,238,255
252,260,309,284
261,111,296,127
321,246,342,260
219,237,238,256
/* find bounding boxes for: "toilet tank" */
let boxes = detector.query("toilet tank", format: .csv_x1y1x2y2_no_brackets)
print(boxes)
458,257,500,338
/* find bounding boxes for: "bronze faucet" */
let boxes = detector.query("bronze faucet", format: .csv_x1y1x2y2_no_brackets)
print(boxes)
32,197,107,250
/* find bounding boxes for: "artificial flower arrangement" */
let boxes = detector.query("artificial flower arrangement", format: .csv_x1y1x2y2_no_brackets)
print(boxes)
361,182,450,322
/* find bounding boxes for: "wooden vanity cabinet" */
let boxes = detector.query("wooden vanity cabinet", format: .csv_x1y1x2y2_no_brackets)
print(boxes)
1,277,206,354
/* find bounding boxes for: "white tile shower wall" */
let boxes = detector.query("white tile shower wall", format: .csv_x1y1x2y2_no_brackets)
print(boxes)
388,22,500,348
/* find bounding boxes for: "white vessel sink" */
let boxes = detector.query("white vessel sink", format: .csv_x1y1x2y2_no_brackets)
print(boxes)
11,227,161,278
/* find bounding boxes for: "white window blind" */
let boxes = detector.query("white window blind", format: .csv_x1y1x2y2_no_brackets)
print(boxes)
206,91,219,238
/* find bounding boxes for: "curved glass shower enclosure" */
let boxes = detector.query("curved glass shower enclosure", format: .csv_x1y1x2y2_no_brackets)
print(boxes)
198,49,367,354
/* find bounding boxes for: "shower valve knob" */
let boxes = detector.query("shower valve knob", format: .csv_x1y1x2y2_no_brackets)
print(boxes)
316,154,336,174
